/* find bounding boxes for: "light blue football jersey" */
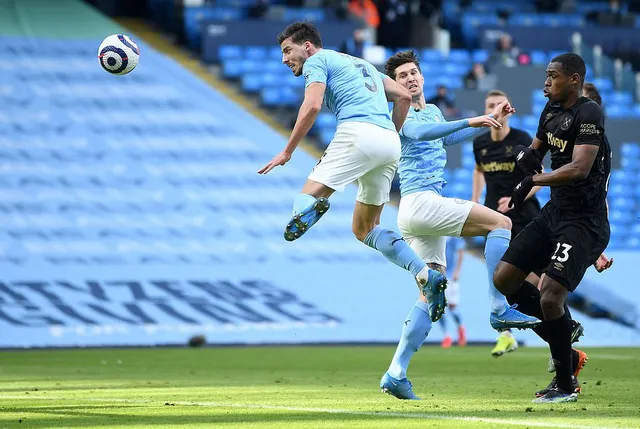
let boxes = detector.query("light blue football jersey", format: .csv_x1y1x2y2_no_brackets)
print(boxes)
398,105,448,197
302,49,395,131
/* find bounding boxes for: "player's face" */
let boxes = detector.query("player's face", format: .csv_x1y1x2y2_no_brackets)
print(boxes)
544,62,574,103
280,38,310,77
393,63,424,98
485,95,508,122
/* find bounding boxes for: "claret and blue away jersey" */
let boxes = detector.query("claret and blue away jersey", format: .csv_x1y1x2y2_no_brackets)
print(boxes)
302,49,395,131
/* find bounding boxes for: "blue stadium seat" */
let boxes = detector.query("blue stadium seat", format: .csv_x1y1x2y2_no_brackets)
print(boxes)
530,50,548,65
606,104,632,118
621,142,640,158
444,63,469,76
621,157,640,171
609,91,634,105
472,49,489,63
422,49,444,63
532,89,547,103
448,49,471,64
268,46,283,61
283,8,325,22
522,115,538,129
245,46,267,61
219,45,243,61
315,113,336,130
591,77,614,92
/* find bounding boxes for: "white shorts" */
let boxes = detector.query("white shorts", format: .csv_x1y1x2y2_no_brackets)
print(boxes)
397,190,474,267
445,280,460,306
308,122,400,206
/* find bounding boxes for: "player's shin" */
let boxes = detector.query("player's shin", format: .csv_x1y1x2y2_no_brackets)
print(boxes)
387,300,433,379
506,280,551,342
363,226,426,277
484,229,511,315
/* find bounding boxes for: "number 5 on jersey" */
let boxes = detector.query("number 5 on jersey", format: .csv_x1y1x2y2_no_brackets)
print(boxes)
551,242,572,262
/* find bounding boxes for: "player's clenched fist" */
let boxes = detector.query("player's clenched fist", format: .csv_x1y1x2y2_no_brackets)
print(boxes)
514,145,543,174
509,175,534,212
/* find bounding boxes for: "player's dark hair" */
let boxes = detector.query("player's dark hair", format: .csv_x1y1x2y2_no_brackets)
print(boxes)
486,89,508,98
385,50,421,80
550,52,586,84
277,21,323,48
583,82,602,106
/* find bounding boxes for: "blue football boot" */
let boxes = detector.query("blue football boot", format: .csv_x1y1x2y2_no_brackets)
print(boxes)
490,304,542,330
416,266,448,322
284,197,330,242
380,372,420,400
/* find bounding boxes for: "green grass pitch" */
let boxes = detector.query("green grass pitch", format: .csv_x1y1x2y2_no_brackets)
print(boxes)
0,346,639,428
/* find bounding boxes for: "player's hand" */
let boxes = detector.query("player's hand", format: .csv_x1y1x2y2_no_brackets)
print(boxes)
258,151,292,174
497,196,513,213
593,253,613,272
514,145,543,174
492,100,516,122
508,175,534,212
468,115,502,129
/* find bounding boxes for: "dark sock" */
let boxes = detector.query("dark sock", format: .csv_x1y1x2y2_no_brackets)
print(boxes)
507,280,550,342
547,312,573,392
564,304,572,320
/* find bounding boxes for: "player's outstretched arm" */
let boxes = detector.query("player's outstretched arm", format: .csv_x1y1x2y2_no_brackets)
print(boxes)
382,76,411,132
258,82,326,174
531,144,599,186
402,112,501,143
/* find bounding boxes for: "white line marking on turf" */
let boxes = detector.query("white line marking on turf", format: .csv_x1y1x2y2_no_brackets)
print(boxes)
0,395,637,429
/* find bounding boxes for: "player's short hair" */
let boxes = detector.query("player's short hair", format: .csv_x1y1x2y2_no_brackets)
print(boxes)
550,53,586,84
277,21,323,48
385,50,421,80
583,82,602,106
486,89,508,99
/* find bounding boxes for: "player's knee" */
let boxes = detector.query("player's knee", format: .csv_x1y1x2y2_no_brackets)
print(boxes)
352,224,372,242
494,214,512,231
539,289,564,316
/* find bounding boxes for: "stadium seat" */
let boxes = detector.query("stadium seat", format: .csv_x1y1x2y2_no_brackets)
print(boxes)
448,49,471,64
219,45,243,61
621,142,640,158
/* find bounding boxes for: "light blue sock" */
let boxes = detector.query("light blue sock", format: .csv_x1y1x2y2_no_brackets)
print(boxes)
292,193,317,216
484,228,511,315
387,300,432,379
364,226,426,277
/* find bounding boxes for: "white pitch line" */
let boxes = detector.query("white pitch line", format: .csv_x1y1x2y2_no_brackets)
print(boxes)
0,395,638,429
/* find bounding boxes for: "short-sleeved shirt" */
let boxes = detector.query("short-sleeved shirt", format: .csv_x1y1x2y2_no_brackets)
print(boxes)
302,49,395,131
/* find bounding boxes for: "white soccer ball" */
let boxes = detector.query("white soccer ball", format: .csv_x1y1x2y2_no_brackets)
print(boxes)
98,34,140,75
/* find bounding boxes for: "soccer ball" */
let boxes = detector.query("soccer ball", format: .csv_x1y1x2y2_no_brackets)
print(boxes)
98,34,140,75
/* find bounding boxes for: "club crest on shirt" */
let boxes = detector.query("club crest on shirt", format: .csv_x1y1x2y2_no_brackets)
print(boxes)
505,146,513,155
481,148,488,156
560,116,572,130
